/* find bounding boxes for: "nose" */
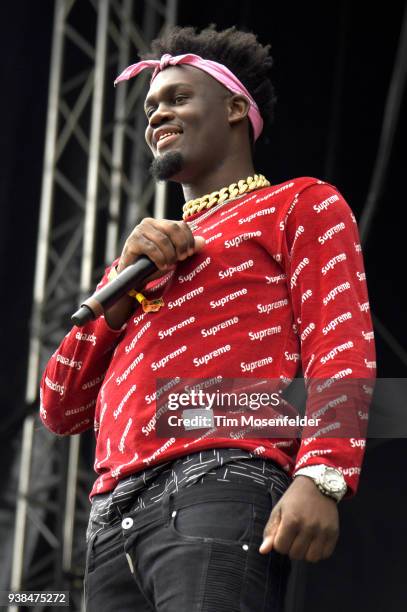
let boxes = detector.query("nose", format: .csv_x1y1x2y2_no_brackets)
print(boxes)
148,102,175,128
146,103,176,148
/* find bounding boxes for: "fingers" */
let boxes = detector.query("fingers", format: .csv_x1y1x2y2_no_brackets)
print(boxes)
281,524,338,562
320,528,339,560
271,514,302,556
263,525,336,563
153,220,193,262
118,218,204,273
135,225,178,270
287,524,318,561
259,511,338,563
304,538,325,563
259,507,281,554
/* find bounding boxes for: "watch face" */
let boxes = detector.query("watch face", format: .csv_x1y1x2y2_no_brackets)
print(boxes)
324,468,345,493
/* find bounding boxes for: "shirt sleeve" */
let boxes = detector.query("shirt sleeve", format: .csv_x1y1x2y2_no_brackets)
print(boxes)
39,260,130,436
281,181,376,497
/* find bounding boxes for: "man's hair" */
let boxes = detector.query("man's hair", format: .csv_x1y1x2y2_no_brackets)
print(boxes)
141,24,277,144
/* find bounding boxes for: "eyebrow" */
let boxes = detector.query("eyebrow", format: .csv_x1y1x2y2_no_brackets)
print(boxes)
144,82,193,109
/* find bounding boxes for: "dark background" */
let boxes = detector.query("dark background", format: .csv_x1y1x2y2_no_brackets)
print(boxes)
0,1,406,610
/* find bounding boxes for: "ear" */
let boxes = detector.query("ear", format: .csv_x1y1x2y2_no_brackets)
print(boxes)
227,94,250,127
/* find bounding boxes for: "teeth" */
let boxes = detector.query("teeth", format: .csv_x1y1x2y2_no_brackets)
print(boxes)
158,132,179,142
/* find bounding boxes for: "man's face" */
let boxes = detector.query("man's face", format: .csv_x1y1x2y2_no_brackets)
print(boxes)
144,65,233,182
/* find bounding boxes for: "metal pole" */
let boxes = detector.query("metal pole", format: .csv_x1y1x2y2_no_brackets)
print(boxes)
9,416,35,611
153,181,168,219
80,0,110,292
153,0,178,220
64,0,110,574
106,0,132,263
25,0,66,403
62,435,81,572
10,3,67,607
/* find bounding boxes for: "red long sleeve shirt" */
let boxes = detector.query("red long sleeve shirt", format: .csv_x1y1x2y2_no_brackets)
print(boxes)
40,176,376,499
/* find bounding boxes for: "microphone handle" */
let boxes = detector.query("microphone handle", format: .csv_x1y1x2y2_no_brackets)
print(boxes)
71,256,157,327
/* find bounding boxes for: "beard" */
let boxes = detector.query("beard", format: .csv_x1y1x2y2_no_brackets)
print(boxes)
149,151,184,181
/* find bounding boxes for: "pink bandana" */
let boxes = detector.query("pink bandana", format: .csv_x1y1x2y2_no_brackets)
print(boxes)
114,53,263,141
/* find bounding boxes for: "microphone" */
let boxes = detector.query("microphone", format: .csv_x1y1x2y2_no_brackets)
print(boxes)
71,256,157,327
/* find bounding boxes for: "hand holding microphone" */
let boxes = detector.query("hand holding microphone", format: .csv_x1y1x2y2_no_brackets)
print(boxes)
71,218,205,328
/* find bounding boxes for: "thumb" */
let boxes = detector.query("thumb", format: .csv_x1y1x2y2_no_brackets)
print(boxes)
259,507,282,554
193,236,206,251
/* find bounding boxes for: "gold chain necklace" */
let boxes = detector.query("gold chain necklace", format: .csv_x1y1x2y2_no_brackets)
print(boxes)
186,192,246,230
182,174,271,220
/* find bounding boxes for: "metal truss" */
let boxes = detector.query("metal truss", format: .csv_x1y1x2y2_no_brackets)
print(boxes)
8,1,178,610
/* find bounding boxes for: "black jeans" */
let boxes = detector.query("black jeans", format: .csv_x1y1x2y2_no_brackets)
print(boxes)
84,480,291,611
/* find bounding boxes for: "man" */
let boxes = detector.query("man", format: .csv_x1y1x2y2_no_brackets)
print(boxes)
40,25,375,612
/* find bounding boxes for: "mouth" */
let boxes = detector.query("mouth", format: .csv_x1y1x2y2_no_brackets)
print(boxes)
156,132,182,152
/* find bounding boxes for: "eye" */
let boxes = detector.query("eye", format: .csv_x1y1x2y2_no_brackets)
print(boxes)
174,94,188,104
